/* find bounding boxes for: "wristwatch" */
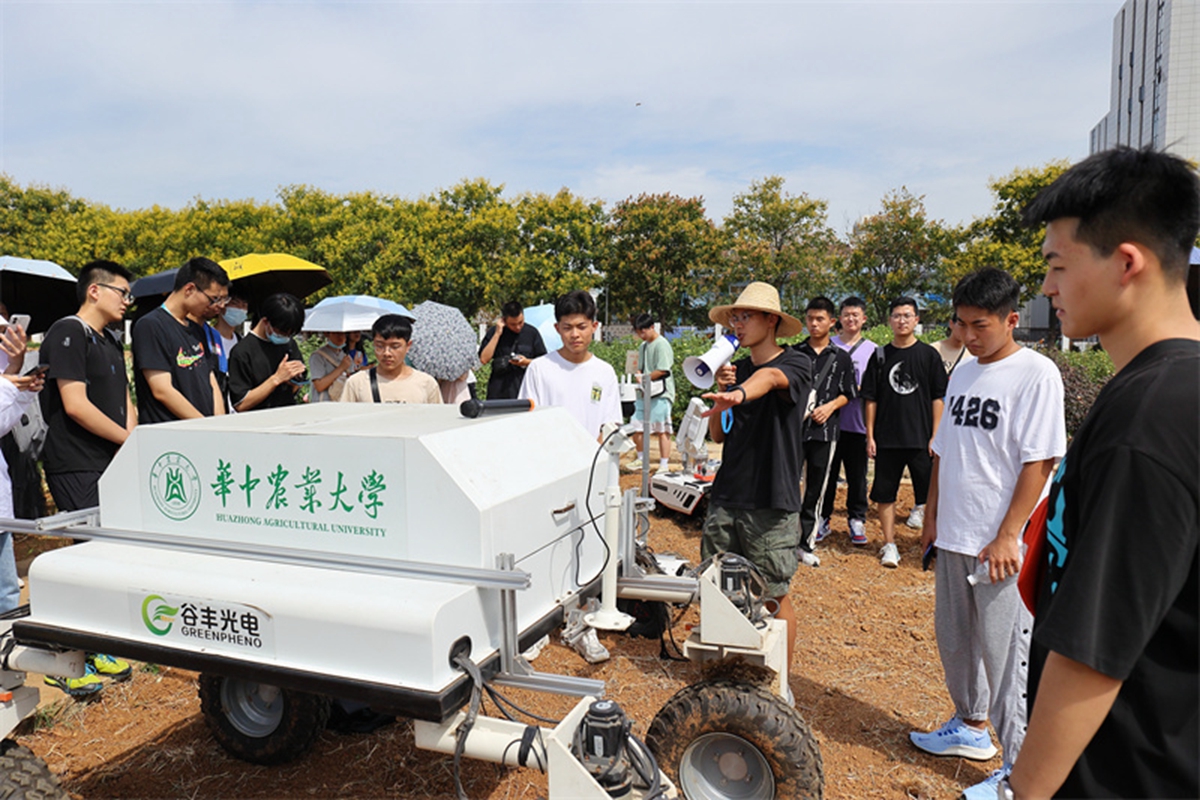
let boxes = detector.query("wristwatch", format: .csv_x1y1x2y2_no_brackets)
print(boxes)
729,385,747,404
997,776,1014,800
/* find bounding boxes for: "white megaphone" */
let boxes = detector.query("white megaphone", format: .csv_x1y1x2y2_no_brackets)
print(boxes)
684,333,740,388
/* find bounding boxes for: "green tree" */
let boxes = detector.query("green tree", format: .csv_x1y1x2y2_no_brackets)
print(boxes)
601,193,723,329
721,176,843,311
842,188,959,323
942,161,1070,301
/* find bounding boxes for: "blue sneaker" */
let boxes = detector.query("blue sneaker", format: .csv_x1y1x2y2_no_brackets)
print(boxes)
909,717,997,760
814,517,831,543
959,767,1009,800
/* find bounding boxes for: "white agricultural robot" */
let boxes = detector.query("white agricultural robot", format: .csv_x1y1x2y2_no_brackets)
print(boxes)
0,399,820,799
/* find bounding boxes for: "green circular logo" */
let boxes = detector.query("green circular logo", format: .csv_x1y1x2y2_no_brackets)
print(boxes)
142,594,178,636
149,452,201,521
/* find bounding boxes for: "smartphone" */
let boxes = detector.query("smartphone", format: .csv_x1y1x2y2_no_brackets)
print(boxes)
10,314,31,332
22,364,49,379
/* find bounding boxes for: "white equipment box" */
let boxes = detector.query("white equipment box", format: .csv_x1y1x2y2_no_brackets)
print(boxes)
22,404,607,719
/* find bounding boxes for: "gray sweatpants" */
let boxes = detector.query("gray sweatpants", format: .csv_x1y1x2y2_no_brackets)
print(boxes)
934,549,1032,764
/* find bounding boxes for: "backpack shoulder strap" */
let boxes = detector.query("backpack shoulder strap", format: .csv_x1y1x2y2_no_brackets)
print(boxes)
369,367,381,403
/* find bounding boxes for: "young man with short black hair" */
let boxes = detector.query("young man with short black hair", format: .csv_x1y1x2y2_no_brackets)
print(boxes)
228,292,307,412
341,314,440,404
1005,147,1199,800
820,296,878,546
910,268,1065,799
479,300,547,400
40,260,137,510
702,282,811,672
39,260,135,694
518,290,620,440
793,296,856,567
863,297,947,568
132,256,229,423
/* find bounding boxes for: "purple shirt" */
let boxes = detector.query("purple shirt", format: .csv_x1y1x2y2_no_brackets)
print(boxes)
832,335,878,435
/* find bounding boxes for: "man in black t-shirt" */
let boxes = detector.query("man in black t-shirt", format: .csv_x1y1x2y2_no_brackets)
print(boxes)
38,260,137,695
40,261,137,511
132,257,229,424
479,301,547,399
702,282,811,673
862,297,947,568
793,297,856,567
228,293,306,412
1004,149,1200,800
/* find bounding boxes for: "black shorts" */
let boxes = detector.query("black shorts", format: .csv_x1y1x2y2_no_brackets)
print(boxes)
46,471,103,513
870,447,932,505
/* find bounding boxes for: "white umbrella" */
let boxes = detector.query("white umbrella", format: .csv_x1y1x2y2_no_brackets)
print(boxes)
302,295,412,333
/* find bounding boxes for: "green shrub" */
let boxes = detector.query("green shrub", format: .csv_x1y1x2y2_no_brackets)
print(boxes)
1037,346,1113,437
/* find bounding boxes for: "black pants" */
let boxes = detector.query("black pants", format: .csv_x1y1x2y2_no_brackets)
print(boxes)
799,440,836,552
821,431,869,522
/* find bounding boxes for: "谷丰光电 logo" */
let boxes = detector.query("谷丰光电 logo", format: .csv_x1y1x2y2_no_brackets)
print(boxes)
149,452,202,521
142,594,178,636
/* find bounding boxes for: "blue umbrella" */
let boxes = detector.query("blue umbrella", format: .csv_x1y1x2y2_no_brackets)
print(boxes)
523,303,562,351
0,256,78,333
302,295,413,333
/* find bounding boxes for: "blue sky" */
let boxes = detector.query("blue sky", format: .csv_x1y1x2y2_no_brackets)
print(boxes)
0,1,1115,233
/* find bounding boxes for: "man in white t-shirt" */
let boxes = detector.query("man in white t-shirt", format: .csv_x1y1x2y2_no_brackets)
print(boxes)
909,268,1066,800
519,290,621,440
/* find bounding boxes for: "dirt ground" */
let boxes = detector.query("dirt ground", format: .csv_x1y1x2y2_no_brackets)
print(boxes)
13,479,999,799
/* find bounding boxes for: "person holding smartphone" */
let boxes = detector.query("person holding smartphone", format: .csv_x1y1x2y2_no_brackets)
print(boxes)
227,293,307,412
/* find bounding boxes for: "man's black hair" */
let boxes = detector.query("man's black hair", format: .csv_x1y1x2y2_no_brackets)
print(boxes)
889,296,919,315
77,260,134,305
258,292,305,336
554,289,596,322
501,301,524,319
372,313,413,342
173,257,230,292
952,268,1021,316
633,312,656,331
839,296,867,312
805,296,837,316
1022,146,1200,281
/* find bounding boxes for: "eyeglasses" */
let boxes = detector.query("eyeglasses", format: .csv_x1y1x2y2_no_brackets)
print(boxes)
890,313,916,321
97,283,134,302
373,340,407,353
198,287,231,308
727,311,762,325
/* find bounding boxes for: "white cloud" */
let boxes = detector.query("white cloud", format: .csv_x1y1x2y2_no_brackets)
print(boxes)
0,0,1118,232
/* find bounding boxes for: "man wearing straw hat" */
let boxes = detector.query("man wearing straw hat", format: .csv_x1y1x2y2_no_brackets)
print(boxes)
702,281,812,675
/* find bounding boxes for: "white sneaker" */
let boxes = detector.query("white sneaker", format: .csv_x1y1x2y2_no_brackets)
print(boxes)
625,458,643,472
880,542,900,568
906,504,925,529
798,549,820,568
655,462,671,475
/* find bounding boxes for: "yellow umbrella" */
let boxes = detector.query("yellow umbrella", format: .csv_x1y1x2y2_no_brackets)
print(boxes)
217,253,332,305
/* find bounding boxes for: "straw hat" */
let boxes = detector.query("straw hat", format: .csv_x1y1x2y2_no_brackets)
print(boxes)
709,281,803,338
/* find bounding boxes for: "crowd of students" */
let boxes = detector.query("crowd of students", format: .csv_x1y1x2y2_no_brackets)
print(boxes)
0,147,1192,799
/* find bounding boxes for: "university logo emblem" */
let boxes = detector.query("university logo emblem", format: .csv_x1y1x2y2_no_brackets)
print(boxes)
149,452,202,521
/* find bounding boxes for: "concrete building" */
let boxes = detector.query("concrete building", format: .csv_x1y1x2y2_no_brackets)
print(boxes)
1089,0,1199,163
